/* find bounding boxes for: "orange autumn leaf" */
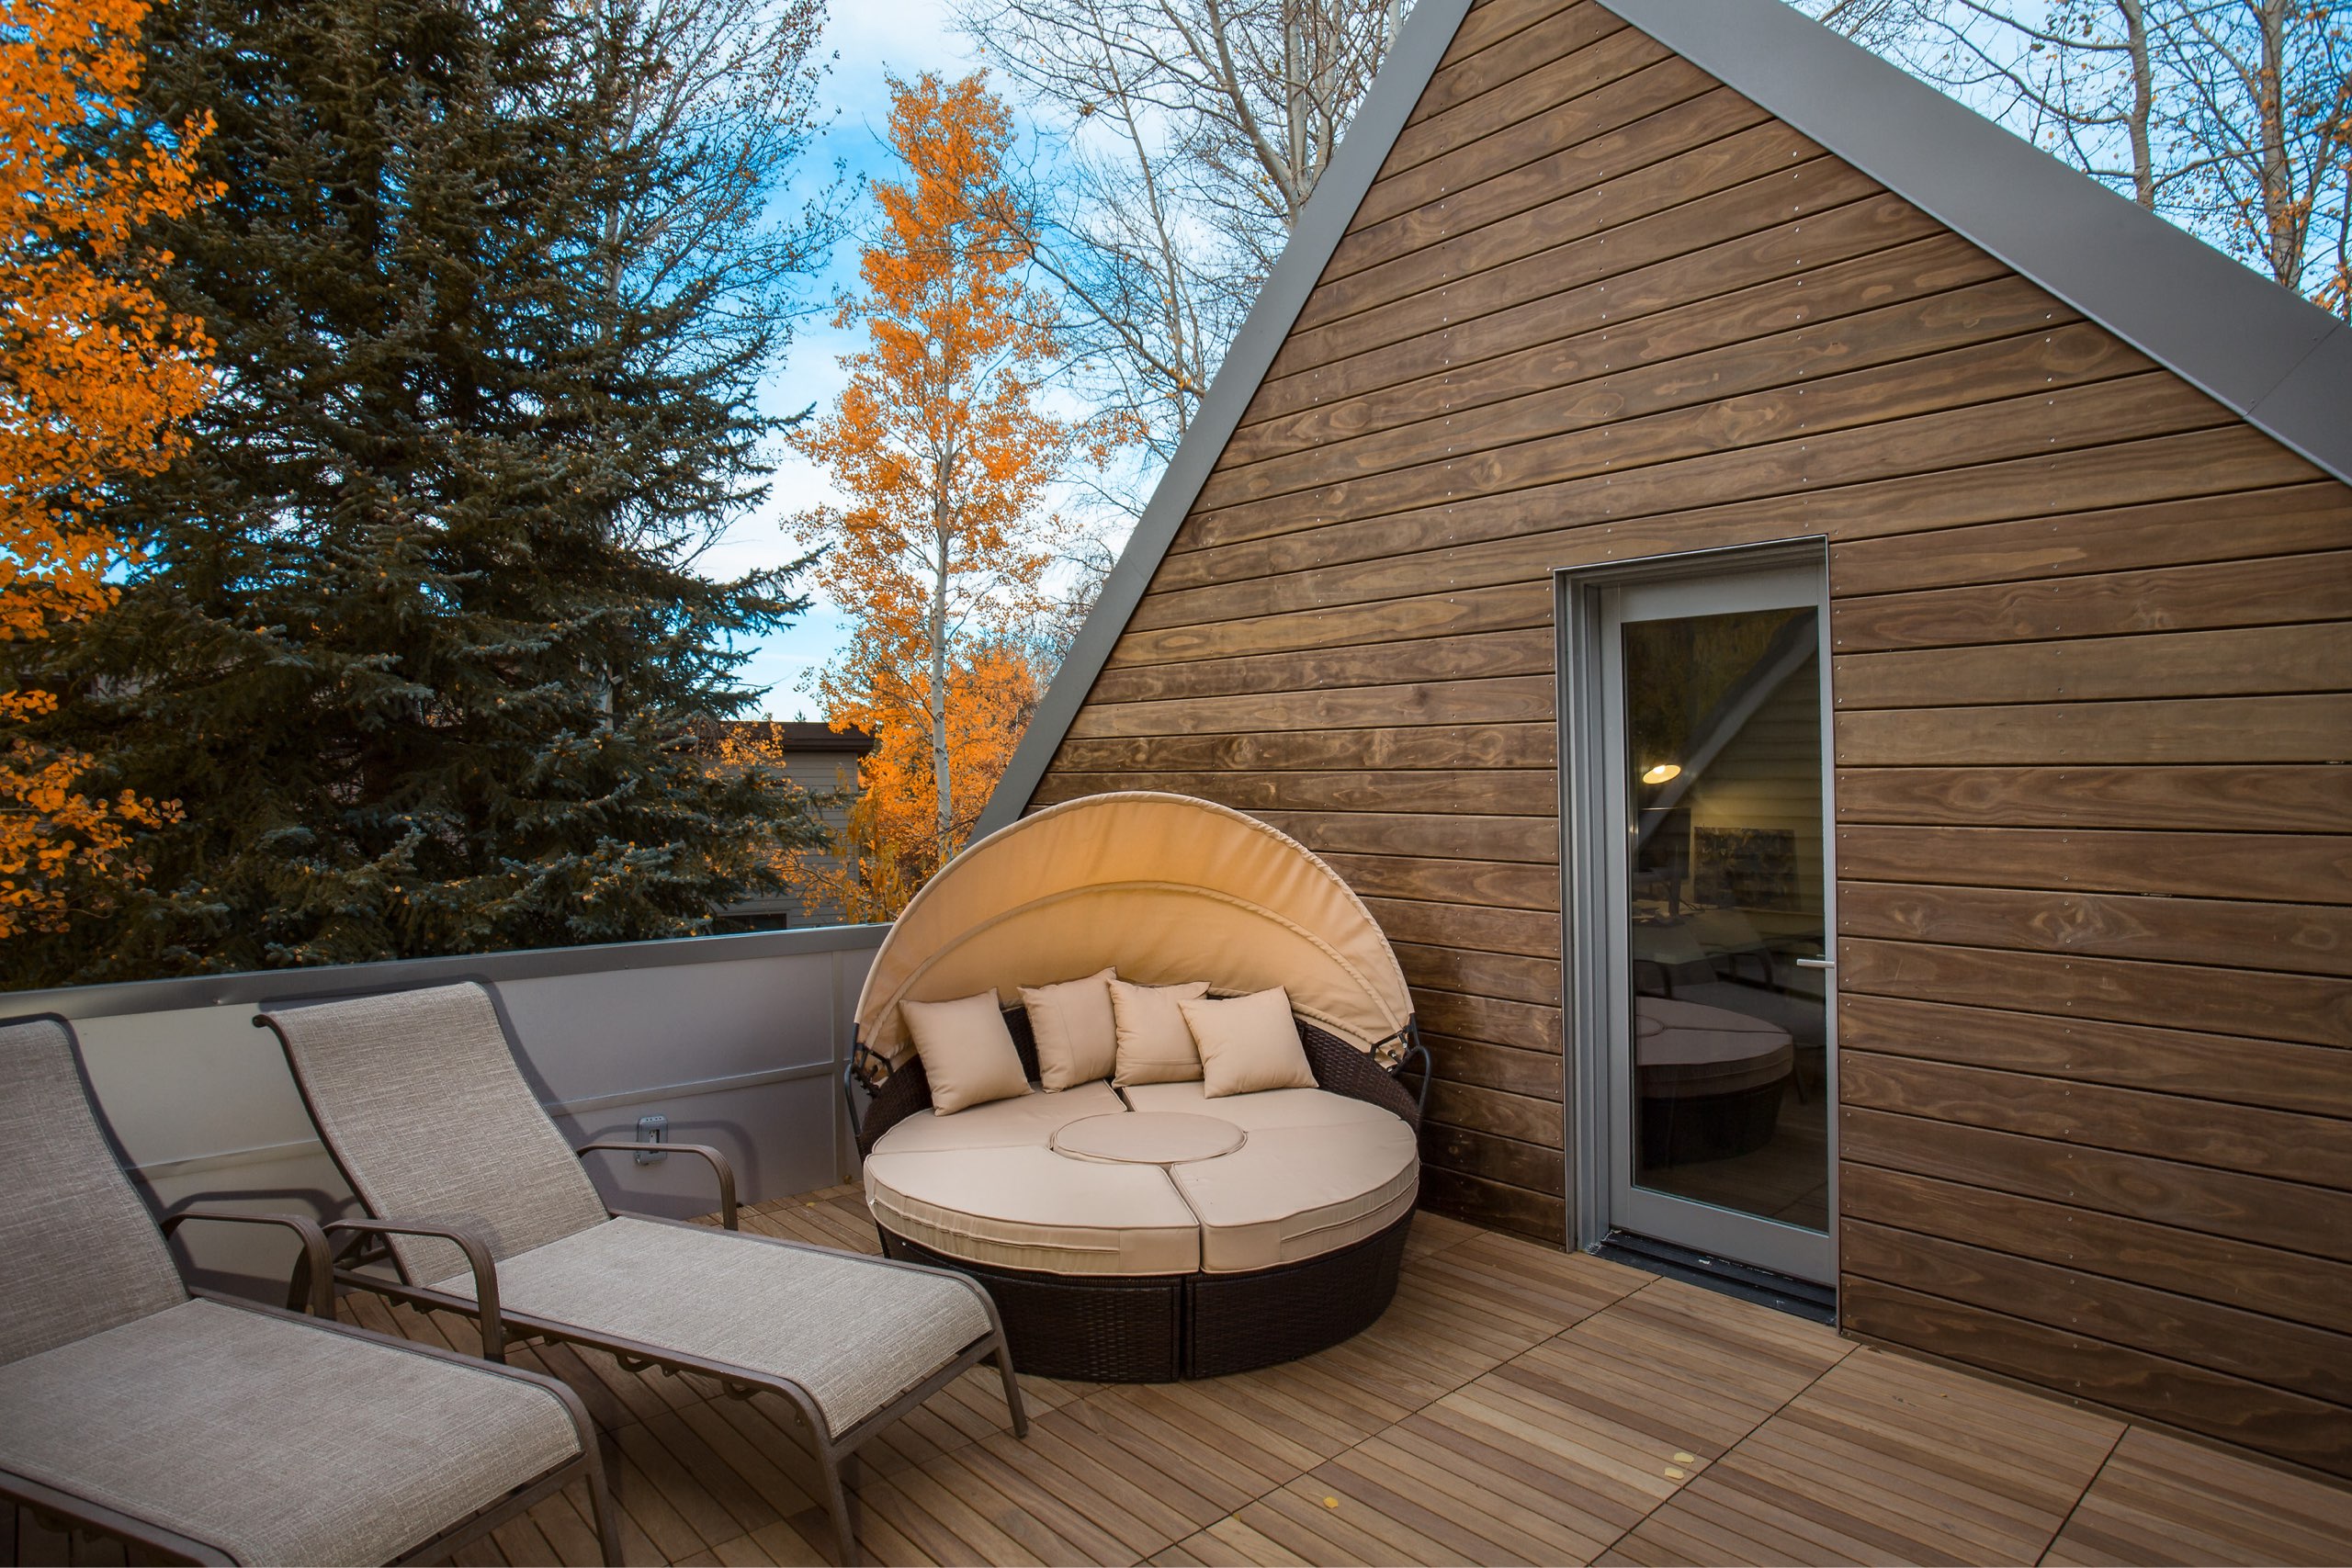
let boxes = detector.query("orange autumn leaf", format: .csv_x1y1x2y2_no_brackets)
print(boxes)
1,0,213,938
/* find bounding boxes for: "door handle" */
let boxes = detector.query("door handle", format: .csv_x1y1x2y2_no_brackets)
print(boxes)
1792,957,1835,970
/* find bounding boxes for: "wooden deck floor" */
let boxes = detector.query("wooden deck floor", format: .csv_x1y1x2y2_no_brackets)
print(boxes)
14,1188,2352,1567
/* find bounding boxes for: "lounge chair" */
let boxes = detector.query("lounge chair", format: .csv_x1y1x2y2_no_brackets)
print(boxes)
0,1014,616,1567
255,981,1024,1567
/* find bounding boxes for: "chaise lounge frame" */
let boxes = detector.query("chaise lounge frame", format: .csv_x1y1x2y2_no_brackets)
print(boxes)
254,995,1027,1568
0,1013,619,1568
2,1288,618,1568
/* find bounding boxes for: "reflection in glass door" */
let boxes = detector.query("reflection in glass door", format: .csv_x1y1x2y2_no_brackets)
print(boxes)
1574,554,1834,1286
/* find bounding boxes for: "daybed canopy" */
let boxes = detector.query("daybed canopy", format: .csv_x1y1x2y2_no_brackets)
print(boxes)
854,792,1413,1058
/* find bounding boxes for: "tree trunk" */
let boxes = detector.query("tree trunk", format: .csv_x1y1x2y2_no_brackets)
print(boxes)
930,502,955,864
1283,0,1307,220
2252,0,2297,285
2120,0,2154,208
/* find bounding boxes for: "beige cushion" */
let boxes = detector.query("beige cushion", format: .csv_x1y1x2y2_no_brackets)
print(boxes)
1181,987,1316,1099
431,1216,992,1438
864,1071,1421,1281
871,1081,1125,1156
901,990,1031,1114
0,1299,582,1566
1111,979,1212,1086
865,1145,1202,1275
1022,967,1119,1090
1051,1111,1245,1165
1119,1080,1401,1134
1170,1120,1420,1273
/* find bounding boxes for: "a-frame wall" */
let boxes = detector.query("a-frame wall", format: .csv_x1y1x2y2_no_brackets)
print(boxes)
1012,0,2352,1479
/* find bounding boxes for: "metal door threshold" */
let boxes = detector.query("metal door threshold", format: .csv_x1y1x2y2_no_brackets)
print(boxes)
1596,1230,1836,1324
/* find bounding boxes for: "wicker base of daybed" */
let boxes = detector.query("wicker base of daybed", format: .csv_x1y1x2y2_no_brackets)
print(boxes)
876,1208,1413,1382
1640,1074,1792,1164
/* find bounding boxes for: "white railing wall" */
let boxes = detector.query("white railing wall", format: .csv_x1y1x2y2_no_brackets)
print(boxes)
6,924,887,1302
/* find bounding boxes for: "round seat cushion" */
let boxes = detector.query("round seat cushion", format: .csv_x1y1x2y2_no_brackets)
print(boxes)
864,1083,1418,1279
867,1079,1125,1154
1052,1111,1245,1165
863,1144,1205,1276
1168,1116,1418,1273
1634,998,1793,1099
1118,1079,1401,1132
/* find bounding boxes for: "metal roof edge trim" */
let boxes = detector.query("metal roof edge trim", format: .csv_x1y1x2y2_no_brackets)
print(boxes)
1602,0,2350,487
974,0,1481,838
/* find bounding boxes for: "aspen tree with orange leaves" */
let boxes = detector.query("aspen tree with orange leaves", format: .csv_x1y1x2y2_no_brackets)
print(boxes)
791,72,1120,912
0,0,210,940
794,639,1045,923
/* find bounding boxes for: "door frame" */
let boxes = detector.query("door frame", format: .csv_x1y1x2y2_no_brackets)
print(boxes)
1554,536,1837,1278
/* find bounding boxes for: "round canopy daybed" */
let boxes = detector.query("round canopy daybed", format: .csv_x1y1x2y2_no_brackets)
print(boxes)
842,792,1430,1382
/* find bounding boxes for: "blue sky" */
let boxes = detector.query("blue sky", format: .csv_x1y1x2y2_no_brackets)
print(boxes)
698,0,972,720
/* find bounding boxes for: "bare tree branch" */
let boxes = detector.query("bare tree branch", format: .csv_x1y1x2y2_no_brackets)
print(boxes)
1800,0,2348,317
956,0,1412,476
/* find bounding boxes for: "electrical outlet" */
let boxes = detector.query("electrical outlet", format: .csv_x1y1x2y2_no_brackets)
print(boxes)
635,1113,668,1165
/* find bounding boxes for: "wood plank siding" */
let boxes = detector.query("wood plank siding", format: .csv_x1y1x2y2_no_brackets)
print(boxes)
1018,0,2352,1481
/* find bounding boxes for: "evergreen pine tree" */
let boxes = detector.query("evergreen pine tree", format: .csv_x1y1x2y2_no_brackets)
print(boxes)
13,0,824,984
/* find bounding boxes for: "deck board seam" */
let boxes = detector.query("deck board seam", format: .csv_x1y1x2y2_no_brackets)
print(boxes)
1589,1280,1861,1564
2036,1425,2131,1567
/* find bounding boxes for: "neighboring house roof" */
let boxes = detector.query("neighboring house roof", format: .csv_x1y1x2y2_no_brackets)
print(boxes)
977,0,2352,840
728,720,876,755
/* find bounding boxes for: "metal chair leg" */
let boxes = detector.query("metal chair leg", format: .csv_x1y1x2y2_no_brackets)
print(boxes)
994,1337,1029,1438
588,1455,624,1567
820,1448,858,1567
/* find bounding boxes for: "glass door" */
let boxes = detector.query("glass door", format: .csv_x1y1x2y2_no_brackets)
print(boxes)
1593,561,1833,1284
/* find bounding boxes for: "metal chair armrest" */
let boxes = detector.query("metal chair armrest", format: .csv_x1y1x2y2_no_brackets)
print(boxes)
841,1058,865,1142
576,1141,738,1230
161,1207,334,1316
324,1217,509,1361
1391,1041,1433,1120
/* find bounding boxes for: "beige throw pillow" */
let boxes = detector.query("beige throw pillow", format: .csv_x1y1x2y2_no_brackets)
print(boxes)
900,990,1031,1115
1110,979,1212,1086
1021,967,1119,1090
1182,987,1316,1099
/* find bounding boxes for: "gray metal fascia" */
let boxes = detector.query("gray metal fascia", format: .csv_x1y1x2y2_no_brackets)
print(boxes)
974,0,1481,837
1602,0,2351,487
5,920,889,1021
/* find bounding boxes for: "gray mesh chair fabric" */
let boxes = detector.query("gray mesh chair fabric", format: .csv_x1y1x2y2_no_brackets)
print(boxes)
265,978,1025,1568
0,1019,187,1365
267,985,610,1282
0,1299,583,1566
0,1010,608,1566
430,1215,994,1438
